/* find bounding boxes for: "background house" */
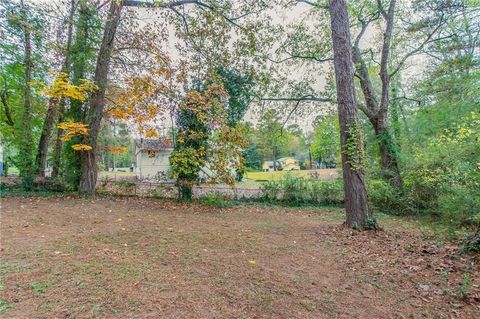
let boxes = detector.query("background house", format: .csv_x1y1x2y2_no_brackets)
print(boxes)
277,157,300,171
262,160,281,172
135,138,174,181
262,157,300,172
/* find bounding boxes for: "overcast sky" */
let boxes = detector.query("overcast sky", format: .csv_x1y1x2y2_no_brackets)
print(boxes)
27,0,425,133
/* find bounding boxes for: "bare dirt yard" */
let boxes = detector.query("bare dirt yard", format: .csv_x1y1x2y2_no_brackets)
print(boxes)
0,195,479,319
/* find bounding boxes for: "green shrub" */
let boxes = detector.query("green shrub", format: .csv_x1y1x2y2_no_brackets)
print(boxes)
461,230,480,253
367,179,401,214
312,179,344,205
281,175,310,204
260,175,344,206
200,192,237,208
261,180,281,201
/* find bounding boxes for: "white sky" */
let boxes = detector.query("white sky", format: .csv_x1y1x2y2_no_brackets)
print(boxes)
28,0,426,133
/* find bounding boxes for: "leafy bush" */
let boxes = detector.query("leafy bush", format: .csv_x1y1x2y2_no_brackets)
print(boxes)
261,180,281,201
367,179,401,214
461,230,480,253
260,175,344,206
33,177,69,192
312,179,344,205
281,175,310,204
200,192,238,208
400,111,480,232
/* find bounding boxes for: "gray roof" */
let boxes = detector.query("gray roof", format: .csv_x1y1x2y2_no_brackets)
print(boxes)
135,138,174,151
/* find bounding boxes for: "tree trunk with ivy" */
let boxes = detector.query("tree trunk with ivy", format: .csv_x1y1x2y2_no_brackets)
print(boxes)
51,99,66,179
79,0,122,193
329,0,372,229
36,99,57,177
36,0,75,178
18,0,34,190
58,0,96,186
373,114,402,189
351,0,402,189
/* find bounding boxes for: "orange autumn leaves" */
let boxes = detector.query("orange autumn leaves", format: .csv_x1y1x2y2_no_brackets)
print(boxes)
105,54,184,138
106,145,128,154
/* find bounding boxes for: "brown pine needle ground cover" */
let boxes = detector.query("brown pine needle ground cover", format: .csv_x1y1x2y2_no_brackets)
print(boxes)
0,196,479,319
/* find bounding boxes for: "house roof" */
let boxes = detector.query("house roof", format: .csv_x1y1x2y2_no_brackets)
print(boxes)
262,161,280,166
135,138,173,151
277,157,297,163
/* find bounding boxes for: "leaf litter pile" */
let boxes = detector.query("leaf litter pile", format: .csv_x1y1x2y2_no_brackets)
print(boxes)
0,196,479,318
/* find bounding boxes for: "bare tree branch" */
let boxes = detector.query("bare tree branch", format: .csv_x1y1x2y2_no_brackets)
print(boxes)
390,16,445,77
352,16,379,114
281,99,302,131
390,95,421,106
378,0,396,112
261,95,333,103
265,54,333,64
293,0,328,9
122,0,243,28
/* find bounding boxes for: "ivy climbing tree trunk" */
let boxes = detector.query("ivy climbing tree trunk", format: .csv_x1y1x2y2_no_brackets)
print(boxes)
373,115,401,189
51,99,66,179
19,0,34,190
352,0,402,189
36,0,75,178
329,0,371,229
78,0,122,193
36,99,57,177
56,0,97,186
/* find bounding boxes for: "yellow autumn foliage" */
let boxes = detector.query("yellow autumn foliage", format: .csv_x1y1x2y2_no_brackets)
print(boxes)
71,144,93,151
42,72,97,101
58,121,89,142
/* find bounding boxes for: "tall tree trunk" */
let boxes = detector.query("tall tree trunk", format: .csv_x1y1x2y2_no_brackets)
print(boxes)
36,0,76,177
79,0,122,193
329,0,371,229
51,100,66,178
309,148,312,169
36,99,57,177
272,146,277,171
19,0,34,190
62,0,94,188
373,118,402,189
352,0,402,189
390,77,402,147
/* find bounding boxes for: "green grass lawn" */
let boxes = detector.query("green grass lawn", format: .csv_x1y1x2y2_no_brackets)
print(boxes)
245,169,338,181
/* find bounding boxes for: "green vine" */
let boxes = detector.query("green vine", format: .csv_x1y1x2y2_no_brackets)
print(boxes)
345,121,366,172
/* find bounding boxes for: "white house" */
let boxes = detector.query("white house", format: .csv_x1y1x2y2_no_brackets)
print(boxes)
135,138,174,181
135,138,238,182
